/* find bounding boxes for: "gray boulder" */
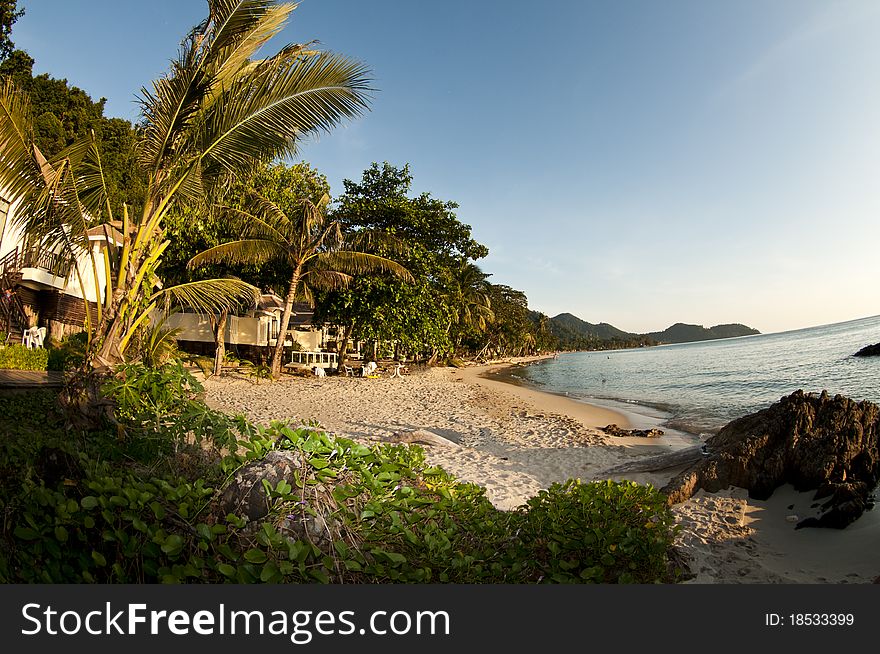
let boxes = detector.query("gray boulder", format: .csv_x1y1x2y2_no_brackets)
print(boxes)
662,390,879,528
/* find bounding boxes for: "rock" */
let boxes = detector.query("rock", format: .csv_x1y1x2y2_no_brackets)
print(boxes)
217,450,303,521
601,423,665,438
662,390,880,528
785,515,799,523
854,343,880,357
215,449,343,548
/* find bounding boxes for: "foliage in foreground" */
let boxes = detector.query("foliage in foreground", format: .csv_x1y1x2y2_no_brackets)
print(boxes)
0,343,48,370
0,365,680,584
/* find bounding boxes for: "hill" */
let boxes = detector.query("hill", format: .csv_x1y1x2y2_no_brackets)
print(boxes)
645,323,760,344
548,314,760,350
549,313,652,350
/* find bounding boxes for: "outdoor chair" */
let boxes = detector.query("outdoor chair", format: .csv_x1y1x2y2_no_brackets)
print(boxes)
22,326,46,349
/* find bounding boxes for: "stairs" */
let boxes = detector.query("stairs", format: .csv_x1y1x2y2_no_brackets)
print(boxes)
0,248,28,341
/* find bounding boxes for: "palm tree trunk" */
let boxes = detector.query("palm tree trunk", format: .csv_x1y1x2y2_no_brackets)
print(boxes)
270,269,301,379
335,322,354,373
212,309,228,377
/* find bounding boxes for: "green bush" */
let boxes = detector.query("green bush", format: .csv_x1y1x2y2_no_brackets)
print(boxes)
0,374,682,584
514,479,677,583
102,361,253,456
47,332,87,371
0,343,48,370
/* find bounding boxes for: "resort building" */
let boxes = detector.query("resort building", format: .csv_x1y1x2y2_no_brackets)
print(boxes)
0,193,120,341
166,296,334,365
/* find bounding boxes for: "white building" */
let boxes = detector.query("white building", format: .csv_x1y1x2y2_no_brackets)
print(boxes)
0,194,118,341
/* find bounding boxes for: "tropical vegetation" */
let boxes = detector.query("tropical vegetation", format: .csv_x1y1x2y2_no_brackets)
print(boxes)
0,1,683,586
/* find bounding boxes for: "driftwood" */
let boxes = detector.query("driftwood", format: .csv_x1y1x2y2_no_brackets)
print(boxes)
389,429,461,448
602,445,705,476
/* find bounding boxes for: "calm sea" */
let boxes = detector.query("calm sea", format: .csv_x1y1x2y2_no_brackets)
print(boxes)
507,314,880,437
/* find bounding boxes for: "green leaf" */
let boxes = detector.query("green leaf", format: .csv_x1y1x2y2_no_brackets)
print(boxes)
14,526,40,541
217,563,237,578
92,551,107,567
244,549,268,564
54,526,69,542
260,561,281,583
81,496,99,510
161,534,185,557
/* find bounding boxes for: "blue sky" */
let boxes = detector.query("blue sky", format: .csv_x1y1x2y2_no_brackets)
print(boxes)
12,0,880,334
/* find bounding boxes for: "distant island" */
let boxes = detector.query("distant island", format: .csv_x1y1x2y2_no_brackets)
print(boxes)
548,313,760,351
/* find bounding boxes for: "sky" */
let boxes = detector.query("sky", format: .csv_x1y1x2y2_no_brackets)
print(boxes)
11,0,880,335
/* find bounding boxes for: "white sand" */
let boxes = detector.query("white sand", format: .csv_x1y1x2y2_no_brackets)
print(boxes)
204,356,880,584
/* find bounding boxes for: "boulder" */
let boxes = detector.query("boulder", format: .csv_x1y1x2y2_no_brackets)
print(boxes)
217,449,303,522
662,390,880,528
854,343,880,357
602,424,664,438
215,449,343,548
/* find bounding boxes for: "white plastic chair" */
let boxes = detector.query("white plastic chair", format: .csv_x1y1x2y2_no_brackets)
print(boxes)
21,326,44,349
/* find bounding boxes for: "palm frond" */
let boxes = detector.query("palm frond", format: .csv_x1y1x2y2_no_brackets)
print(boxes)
209,1,296,93
0,80,44,208
215,204,290,244
188,238,286,268
244,193,293,232
151,277,260,314
303,269,352,292
199,50,371,177
314,251,413,282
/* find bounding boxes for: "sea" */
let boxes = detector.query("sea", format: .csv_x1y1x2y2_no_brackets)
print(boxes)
506,314,880,439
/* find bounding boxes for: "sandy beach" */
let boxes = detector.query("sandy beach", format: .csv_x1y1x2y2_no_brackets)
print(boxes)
205,356,880,584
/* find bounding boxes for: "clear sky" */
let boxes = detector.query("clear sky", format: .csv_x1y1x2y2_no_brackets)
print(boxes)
12,0,880,334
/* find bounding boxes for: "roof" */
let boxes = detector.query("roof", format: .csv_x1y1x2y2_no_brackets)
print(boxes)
86,224,124,246
253,295,316,328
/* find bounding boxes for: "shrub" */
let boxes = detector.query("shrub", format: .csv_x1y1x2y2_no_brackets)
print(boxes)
0,343,48,370
514,479,678,583
1,378,682,584
102,361,253,456
47,332,87,371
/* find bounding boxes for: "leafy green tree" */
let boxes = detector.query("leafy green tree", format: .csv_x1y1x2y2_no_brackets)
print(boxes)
0,50,146,214
0,0,372,421
314,163,488,368
0,0,23,61
190,176,410,378
482,284,538,357
446,260,494,350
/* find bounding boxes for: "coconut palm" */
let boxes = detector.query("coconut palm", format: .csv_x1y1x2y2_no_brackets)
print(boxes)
446,260,494,349
0,1,371,420
190,192,412,377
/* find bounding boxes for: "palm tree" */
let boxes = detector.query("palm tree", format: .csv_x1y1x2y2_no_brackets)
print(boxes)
190,192,411,377
446,260,493,351
0,1,371,420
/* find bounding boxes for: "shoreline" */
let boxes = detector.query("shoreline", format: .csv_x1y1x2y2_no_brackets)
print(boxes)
471,355,700,452
204,356,880,584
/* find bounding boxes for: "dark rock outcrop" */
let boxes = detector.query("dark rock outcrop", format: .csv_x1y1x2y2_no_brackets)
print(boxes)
215,449,342,547
602,424,664,438
854,343,880,357
217,450,304,522
662,390,880,528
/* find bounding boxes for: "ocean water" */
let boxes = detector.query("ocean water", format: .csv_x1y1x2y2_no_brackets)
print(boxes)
508,314,880,437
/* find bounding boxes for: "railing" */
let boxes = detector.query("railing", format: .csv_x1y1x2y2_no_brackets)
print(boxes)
20,248,74,277
288,351,338,367
0,248,28,337
0,248,18,278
